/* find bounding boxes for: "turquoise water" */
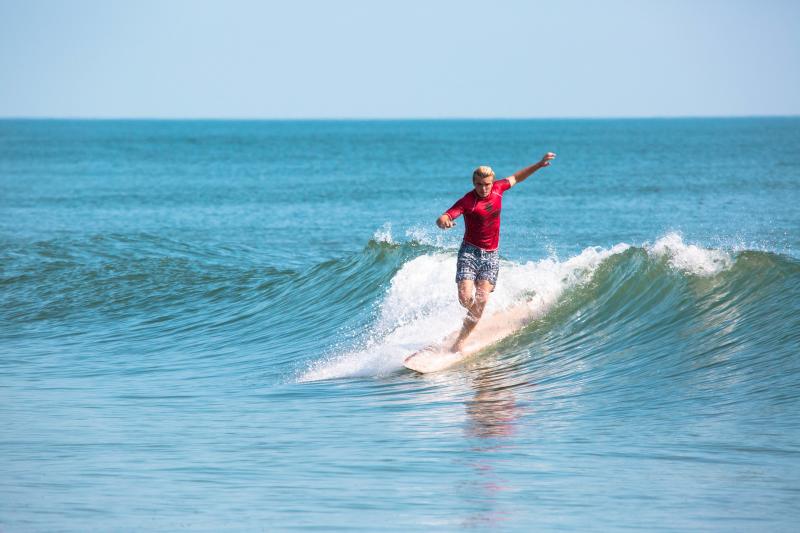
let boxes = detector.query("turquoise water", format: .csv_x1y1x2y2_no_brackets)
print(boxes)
1,118,799,531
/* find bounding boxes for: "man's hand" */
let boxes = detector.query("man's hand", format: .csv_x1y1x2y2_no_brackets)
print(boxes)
437,214,455,229
538,152,556,168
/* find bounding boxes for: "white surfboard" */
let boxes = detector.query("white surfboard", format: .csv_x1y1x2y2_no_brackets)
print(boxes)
403,300,536,373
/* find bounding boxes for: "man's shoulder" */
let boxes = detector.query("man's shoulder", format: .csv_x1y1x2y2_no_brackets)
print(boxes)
458,189,475,201
494,179,512,192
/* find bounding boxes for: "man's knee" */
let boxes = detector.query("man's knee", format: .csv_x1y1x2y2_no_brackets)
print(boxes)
457,281,475,308
474,286,491,305
458,291,473,308
471,284,492,317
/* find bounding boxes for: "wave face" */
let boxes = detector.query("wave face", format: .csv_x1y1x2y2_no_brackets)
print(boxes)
300,233,800,385
2,118,800,531
4,229,797,393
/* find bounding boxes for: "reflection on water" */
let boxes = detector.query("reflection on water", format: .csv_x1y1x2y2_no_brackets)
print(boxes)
460,361,529,528
465,370,522,440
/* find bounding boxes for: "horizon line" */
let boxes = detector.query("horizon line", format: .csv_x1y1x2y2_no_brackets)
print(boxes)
1,113,798,122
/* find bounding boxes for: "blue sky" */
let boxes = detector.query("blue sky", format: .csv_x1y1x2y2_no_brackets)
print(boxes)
1,0,798,118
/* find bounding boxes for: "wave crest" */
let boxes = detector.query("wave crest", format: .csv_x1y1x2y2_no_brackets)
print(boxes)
647,232,732,276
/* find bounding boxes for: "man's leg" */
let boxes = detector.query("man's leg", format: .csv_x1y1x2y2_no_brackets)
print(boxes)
457,279,475,309
452,279,494,352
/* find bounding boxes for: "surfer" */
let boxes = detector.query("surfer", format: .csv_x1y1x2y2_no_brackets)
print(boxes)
437,152,556,352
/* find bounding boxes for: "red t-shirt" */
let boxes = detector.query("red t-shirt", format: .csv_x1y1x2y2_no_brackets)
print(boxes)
445,179,512,251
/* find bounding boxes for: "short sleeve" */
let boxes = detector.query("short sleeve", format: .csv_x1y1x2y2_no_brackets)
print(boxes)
496,179,512,194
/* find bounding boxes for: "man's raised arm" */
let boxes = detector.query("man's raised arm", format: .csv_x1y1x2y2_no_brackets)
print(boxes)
506,152,556,187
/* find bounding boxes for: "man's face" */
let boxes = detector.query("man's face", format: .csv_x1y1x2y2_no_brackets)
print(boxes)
473,175,494,198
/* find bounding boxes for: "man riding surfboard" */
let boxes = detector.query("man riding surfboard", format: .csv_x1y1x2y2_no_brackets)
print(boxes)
437,152,556,352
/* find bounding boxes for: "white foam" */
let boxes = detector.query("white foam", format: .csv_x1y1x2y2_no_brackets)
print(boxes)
372,222,395,244
298,242,630,382
647,232,732,276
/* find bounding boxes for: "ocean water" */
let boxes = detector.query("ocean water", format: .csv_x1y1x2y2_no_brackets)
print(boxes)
1,118,799,531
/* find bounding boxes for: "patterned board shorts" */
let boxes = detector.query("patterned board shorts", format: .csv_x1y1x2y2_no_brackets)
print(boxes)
456,242,500,286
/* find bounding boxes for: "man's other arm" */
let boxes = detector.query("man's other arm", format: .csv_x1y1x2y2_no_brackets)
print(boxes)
506,152,556,187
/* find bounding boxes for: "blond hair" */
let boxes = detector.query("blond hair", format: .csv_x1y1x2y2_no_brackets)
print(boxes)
472,166,495,181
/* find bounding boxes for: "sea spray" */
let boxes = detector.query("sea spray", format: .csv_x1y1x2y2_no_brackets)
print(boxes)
372,222,395,245
647,232,733,276
299,242,631,381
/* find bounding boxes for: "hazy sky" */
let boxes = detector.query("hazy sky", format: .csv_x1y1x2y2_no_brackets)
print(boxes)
1,0,798,118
